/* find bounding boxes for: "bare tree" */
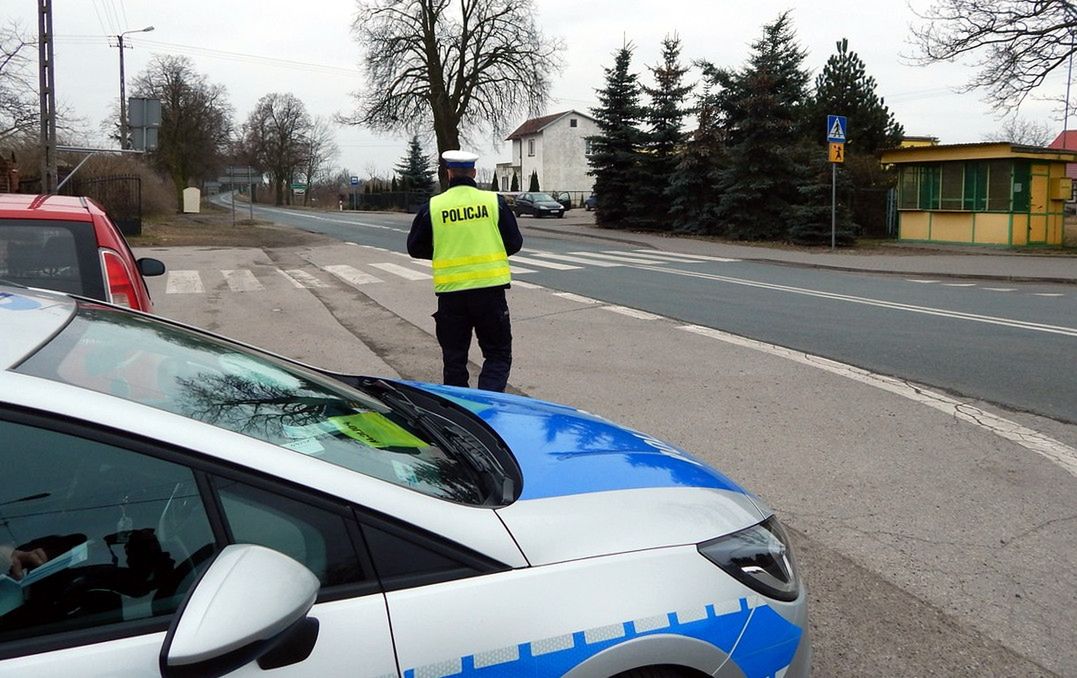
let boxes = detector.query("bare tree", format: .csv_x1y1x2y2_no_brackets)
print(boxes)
911,1,1077,112
0,21,37,143
299,116,339,206
346,0,563,187
132,56,233,208
982,116,1057,146
243,93,312,206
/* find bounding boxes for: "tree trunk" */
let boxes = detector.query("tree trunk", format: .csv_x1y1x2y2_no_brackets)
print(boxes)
432,111,460,191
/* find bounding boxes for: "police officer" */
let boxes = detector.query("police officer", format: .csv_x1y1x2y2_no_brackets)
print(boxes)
407,150,523,392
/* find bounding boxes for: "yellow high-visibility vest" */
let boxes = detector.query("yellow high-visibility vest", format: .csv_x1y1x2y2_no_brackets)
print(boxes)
430,186,510,293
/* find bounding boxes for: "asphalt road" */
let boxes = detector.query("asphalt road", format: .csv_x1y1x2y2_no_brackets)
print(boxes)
151,199,1077,675
224,198,1077,424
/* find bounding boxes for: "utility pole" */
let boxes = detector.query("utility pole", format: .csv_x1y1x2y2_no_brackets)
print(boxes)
115,26,154,150
37,0,57,193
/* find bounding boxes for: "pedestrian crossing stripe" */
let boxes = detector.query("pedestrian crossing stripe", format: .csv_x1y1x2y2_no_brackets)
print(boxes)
158,247,752,297
567,251,667,265
166,270,204,294
280,269,327,288
521,251,621,267
323,264,383,287
369,262,431,280
222,269,265,292
508,255,582,270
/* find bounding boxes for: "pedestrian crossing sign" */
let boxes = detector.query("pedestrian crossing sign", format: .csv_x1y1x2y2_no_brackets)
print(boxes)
826,115,847,143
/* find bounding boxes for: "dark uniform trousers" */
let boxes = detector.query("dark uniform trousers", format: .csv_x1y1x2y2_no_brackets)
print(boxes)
434,286,512,392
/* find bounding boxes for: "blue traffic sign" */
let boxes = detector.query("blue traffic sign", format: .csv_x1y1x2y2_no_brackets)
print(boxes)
350,176,359,186
827,115,847,143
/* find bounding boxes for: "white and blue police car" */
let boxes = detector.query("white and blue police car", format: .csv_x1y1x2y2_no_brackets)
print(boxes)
0,283,809,678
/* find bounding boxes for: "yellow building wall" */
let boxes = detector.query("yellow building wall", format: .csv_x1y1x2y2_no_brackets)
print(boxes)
1011,214,1029,246
972,213,1011,245
898,212,931,240
928,212,973,243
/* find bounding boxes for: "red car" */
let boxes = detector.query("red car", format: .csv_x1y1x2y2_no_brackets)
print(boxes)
0,193,164,312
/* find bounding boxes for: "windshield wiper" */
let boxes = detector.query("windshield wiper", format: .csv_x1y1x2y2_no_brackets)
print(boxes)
370,380,512,504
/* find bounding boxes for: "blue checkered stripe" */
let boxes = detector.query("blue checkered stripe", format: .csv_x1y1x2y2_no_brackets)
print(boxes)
404,596,802,678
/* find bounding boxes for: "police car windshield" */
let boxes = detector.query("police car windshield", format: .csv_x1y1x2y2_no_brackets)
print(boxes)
16,303,490,504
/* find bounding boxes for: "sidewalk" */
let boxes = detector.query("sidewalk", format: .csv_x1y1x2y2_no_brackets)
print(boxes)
521,211,1077,285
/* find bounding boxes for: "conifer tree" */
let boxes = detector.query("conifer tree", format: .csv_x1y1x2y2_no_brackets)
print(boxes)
510,171,519,191
638,35,693,230
529,170,540,191
809,38,904,238
588,44,645,229
490,173,500,191
667,90,727,234
809,39,903,154
710,12,811,240
394,135,435,193
787,144,856,245
391,175,398,192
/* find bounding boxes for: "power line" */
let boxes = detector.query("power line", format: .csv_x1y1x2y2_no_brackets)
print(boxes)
53,34,360,77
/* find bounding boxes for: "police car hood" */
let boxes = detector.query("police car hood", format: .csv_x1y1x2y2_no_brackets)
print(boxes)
410,383,768,566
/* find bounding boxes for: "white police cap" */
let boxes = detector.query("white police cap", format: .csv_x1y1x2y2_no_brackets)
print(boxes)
442,150,478,168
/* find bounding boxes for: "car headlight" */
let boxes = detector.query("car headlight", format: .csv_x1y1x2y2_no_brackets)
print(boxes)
697,516,800,602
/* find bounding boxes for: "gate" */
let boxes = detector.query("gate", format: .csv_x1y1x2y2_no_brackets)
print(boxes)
66,175,143,236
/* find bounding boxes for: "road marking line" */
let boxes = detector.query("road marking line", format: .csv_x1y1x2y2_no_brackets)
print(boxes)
511,280,544,289
633,250,740,262
1033,293,1065,297
984,287,1016,292
942,283,976,287
602,305,661,320
509,255,582,270
510,266,537,274
279,269,327,288
369,262,431,280
553,292,601,304
568,251,676,265
165,270,204,294
907,279,939,284
222,269,265,292
641,265,1077,337
679,324,1077,478
323,264,383,286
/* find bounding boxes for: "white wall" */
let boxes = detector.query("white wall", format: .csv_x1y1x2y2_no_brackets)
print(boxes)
541,114,598,193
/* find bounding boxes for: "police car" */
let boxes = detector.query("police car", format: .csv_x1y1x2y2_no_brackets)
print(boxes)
0,283,810,678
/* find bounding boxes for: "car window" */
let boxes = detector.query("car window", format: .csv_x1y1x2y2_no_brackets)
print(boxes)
533,193,555,201
0,418,217,646
16,303,490,505
0,220,104,300
211,477,367,589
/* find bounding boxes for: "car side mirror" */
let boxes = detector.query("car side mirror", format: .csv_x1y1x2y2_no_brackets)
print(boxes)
138,257,166,277
159,544,320,678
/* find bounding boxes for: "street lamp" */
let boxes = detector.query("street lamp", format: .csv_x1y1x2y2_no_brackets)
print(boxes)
116,25,154,150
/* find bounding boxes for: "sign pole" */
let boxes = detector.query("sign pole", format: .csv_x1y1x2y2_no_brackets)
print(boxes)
825,114,847,252
831,163,836,251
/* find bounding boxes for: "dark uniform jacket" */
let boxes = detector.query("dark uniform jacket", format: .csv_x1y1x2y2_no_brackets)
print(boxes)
407,177,523,294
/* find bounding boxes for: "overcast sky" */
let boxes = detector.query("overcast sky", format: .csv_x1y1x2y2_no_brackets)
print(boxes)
7,0,1069,178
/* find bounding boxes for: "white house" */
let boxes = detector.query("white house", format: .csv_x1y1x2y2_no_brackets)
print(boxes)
496,110,598,195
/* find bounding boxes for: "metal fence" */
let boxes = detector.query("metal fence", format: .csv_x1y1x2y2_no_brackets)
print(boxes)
353,191,430,213
66,175,143,236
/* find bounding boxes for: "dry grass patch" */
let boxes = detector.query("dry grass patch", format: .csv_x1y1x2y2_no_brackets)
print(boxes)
131,204,334,248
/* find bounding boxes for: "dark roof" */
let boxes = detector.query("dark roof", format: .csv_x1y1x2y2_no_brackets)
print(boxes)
505,110,594,140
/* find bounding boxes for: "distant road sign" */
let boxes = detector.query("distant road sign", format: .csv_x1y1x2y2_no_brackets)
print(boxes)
290,182,307,190
827,115,847,143
350,176,359,186
828,142,845,163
